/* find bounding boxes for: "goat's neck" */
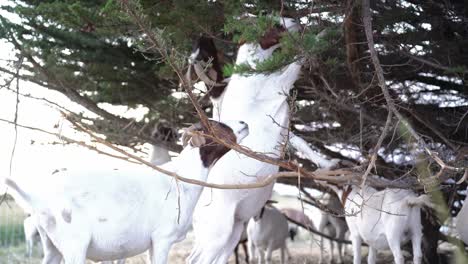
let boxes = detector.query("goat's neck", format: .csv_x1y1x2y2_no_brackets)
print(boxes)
165,146,209,184
160,146,209,220
149,144,171,165
235,43,278,69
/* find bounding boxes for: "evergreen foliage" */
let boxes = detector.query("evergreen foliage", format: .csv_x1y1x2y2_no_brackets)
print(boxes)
0,0,467,189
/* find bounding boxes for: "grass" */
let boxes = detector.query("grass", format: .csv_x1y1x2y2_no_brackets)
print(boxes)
0,199,26,247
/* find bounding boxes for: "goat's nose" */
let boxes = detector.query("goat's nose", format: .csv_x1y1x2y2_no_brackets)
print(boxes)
239,121,246,125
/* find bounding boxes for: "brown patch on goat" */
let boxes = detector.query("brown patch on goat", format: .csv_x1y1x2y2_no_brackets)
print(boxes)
259,24,286,50
198,121,237,168
191,36,227,99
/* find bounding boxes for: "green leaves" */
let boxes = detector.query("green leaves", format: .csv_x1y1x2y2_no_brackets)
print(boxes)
224,14,279,43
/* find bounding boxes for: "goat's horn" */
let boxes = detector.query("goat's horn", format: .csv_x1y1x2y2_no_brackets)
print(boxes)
182,122,204,147
456,169,468,184
193,62,225,87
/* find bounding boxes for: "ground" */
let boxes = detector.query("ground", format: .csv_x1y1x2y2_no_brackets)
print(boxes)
0,195,424,264
0,229,399,264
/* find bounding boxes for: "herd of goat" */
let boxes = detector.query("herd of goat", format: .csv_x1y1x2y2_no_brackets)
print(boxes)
2,17,468,264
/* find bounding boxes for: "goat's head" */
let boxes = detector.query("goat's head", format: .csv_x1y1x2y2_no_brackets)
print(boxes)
187,35,227,99
288,224,298,241
182,119,249,168
151,122,178,144
236,17,300,68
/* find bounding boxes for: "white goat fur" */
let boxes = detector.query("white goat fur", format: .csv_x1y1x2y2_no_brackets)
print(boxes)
4,120,248,264
456,188,468,245
247,206,289,264
335,186,432,264
24,215,40,257
19,125,173,264
318,193,348,264
188,18,336,264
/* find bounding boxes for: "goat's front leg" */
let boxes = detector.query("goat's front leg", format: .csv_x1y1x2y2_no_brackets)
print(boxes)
351,235,362,264
149,235,174,264
367,247,377,264
288,133,338,169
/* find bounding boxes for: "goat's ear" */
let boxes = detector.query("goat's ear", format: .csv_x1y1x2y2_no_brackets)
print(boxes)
190,133,206,147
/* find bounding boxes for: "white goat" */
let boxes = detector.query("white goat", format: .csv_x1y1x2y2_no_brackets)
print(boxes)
4,120,248,264
332,185,433,264
24,214,40,257
247,206,290,264
18,123,177,264
456,187,468,245
318,193,348,264
187,17,336,264
149,122,177,165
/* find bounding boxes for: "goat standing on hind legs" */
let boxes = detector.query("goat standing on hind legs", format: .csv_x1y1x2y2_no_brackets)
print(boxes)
186,17,338,264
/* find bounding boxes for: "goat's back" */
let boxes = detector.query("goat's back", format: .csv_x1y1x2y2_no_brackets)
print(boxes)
247,207,289,250
345,187,422,250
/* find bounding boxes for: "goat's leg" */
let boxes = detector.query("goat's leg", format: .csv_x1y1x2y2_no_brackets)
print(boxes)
350,235,362,264
241,242,249,263
61,249,87,264
411,230,423,264
336,225,346,264
319,233,325,264
149,235,175,264
196,213,236,264
328,238,335,264
280,245,286,264
248,239,256,263
234,245,240,264
37,226,62,264
285,244,292,260
318,218,327,264
388,237,404,264
212,220,245,263
25,236,33,257
186,242,201,263
257,248,264,264
367,247,377,264
288,133,337,169
265,246,273,264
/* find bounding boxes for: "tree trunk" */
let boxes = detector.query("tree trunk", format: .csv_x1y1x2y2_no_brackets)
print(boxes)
422,210,441,264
